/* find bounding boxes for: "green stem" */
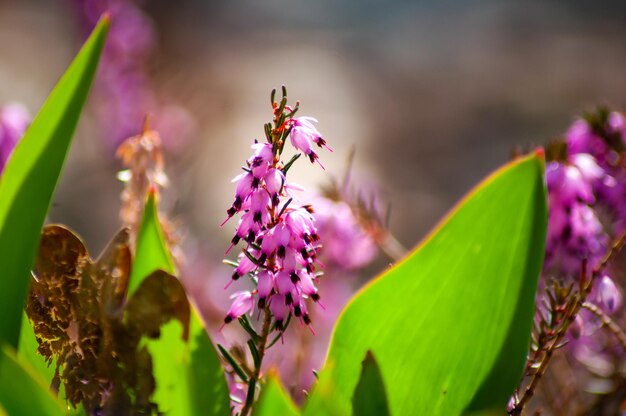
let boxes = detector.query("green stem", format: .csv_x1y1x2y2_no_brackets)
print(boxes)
240,306,273,416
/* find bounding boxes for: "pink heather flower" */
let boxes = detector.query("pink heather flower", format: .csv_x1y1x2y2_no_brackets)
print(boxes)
224,291,254,323
0,104,30,173
260,222,291,259
231,252,257,281
250,190,272,225
538,111,626,379
597,275,622,314
248,143,274,178
566,119,603,156
274,270,296,303
312,196,377,270
256,270,274,307
298,270,320,302
569,154,608,185
226,172,255,218
289,116,330,167
285,209,317,242
608,111,626,136
223,92,330,333
232,211,261,245
269,295,288,330
264,168,284,204
544,150,611,276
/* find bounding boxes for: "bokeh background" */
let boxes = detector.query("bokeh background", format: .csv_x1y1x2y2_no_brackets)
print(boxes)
1,0,625,252
2,0,626,408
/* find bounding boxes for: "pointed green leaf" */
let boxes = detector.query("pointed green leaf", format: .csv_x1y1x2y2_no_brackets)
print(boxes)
254,373,300,416
352,351,390,416
131,189,229,415
128,188,175,297
0,17,109,348
305,153,547,415
0,344,65,416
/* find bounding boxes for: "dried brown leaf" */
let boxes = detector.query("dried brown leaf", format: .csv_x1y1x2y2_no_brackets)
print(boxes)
25,225,189,415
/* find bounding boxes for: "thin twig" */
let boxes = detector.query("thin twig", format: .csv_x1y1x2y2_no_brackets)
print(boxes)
511,296,577,415
511,230,626,415
582,301,626,351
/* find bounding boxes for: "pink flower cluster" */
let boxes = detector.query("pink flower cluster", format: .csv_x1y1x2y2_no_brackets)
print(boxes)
543,109,626,345
222,105,330,333
545,153,609,276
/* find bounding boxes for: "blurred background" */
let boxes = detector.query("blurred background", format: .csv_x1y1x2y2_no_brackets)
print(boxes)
1,0,626,409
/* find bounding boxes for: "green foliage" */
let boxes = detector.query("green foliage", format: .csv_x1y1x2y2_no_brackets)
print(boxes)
0,344,64,416
132,188,230,416
352,351,390,416
0,17,109,348
304,153,547,415
128,189,175,296
254,373,300,416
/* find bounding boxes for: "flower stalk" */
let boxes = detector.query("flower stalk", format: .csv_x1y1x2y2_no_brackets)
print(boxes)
221,87,331,414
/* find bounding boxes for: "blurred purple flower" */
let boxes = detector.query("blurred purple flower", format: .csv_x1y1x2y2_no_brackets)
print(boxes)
596,275,622,314
312,196,377,270
541,110,626,369
68,0,194,150
566,110,626,234
0,103,30,173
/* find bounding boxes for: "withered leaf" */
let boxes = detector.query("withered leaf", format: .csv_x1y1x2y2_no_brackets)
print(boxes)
25,225,191,415
125,270,190,342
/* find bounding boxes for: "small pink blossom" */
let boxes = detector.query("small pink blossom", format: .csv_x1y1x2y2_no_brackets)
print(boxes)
597,275,622,314
289,116,330,167
224,291,254,323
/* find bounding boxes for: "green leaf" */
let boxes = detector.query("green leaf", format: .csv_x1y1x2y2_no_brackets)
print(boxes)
128,188,175,297
0,16,109,348
0,344,65,416
254,373,300,416
352,351,390,416
305,152,547,415
145,312,230,416
131,188,229,415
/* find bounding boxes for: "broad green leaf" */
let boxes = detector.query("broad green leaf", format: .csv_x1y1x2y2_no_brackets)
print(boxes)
352,351,390,416
131,188,229,415
146,312,230,416
305,153,547,415
0,344,64,416
0,17,109,348
128,188,175,296
254,372,300,416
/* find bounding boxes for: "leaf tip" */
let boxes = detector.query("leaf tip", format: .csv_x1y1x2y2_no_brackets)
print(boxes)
146,183,159,204
266,367,280,379
100,11,112,25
